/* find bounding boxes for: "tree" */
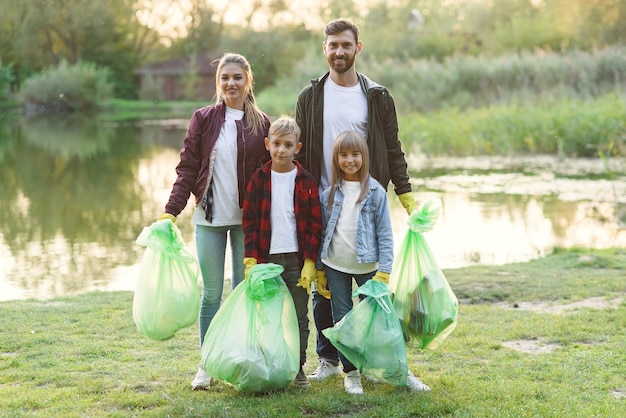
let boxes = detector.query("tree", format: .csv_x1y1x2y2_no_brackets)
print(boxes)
168,0,223,58
0,0,164,98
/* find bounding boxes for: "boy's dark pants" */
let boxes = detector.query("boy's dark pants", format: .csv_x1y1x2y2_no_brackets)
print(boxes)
268,252,309,367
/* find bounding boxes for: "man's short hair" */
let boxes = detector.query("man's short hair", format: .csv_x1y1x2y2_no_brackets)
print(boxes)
324,18,359,44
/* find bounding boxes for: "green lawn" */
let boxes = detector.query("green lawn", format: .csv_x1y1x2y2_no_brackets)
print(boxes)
1,248,625,417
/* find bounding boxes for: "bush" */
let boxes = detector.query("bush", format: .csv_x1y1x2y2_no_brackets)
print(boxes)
360,46,626,113
399,94,626,158
18,61,113,113
0,60,14,103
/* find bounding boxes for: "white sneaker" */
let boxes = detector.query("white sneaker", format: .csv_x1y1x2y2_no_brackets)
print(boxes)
407,370,431,392
344,370,364,395
191,367,213,390
307,359,342,381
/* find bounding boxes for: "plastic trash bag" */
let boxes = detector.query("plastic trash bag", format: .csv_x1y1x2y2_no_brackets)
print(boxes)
323,280,408,386
201,263,300,392
389,198,459,350
132,219,200,341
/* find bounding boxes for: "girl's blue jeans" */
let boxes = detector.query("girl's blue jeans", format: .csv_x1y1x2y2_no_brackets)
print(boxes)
325,265,375,373
195,224,244,347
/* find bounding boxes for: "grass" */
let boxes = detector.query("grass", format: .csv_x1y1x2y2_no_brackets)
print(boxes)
100,98,208,122
1,247,625,417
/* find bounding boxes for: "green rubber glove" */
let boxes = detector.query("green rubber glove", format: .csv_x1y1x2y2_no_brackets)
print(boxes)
157,213,176,223
243,257,257,280
296,258,316,295
372,271,390,284
315,270,331,300
398,192,418,216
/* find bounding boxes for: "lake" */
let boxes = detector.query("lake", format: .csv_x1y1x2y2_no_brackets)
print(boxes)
1,114,625,301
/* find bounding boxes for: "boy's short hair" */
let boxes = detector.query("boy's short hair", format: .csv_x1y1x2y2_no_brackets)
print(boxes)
268,117,301,141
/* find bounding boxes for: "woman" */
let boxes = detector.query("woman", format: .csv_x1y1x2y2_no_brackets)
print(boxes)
158,53,270,390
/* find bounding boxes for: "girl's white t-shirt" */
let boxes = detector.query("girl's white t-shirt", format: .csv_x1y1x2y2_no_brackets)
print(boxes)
269,167,299,254
321,77,368,193
192,106,244,226
322,180,378,274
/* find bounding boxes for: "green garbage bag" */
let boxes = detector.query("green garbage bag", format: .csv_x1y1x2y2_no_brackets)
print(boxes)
389,198,459,350
323,280,408,386
201,263,300,392
132,219,200,341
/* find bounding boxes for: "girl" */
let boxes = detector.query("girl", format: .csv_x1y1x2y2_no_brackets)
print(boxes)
317,130,430,395
158,53,270,390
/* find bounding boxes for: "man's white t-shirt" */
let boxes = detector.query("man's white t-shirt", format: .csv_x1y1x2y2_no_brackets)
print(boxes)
320,77,368,193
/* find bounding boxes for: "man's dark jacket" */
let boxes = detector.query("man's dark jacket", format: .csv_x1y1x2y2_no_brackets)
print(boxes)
295,72,411,195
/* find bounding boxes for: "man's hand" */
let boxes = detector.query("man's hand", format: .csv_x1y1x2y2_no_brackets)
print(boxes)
398,192,418,216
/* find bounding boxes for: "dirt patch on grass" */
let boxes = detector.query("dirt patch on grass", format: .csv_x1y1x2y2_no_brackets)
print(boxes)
501,338,561,354
499,296,624,315
612,389,626,399
499,296,624,354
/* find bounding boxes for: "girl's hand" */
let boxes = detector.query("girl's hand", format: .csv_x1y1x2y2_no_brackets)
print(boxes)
315,270,331,299
372,271,390,284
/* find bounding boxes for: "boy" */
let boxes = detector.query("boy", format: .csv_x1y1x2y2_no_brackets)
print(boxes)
242,117,323,388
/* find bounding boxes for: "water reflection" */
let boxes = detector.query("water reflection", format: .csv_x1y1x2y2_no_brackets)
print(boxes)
0,115,624,301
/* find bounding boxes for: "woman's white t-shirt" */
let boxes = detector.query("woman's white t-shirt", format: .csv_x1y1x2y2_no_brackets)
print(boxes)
192,106,243,226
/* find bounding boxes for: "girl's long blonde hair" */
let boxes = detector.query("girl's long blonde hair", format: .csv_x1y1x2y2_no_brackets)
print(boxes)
328,130,370,209
214,53,266,136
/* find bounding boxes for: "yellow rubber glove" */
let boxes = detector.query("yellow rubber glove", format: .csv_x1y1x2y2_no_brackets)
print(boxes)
296,258,316,295
243,257,257,280
398,192,418,216
157,213,177,223
315,270,331,300
372,271,390,284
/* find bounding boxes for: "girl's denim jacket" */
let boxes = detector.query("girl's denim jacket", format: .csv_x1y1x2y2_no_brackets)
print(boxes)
318,177,394,273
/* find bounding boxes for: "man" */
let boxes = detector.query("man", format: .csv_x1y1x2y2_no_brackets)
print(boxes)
295,18,429,392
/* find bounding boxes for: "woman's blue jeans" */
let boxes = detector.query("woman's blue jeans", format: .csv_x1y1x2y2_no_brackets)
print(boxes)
325,265,375,373
195,224,244,348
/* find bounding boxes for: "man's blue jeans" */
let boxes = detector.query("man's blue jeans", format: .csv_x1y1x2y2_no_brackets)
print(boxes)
312,290,339,365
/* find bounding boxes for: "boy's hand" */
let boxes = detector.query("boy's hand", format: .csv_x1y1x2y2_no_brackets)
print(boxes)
398,192,418,216
315,270,331,299
243,257,257,280
372,271,390,284
297,258,316,295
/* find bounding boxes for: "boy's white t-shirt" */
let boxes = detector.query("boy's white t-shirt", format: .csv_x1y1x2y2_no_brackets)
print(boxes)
321,77,368,193
322,180,378,274
192,106,243,226
269,167,299,254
